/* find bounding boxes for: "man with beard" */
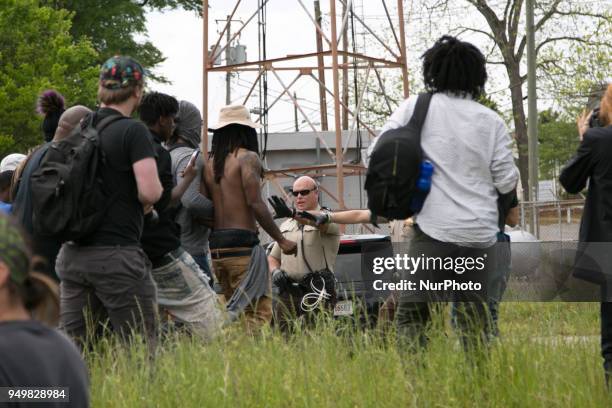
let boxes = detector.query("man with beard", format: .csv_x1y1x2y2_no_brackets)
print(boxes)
203,105,297,330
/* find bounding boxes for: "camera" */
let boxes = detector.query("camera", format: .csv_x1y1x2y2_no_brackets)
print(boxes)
589,106,602,128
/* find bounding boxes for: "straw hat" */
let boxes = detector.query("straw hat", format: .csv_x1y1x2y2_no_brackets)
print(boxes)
210,105,262,130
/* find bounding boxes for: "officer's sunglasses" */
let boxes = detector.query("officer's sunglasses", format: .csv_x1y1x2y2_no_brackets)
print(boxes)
291,188,316,197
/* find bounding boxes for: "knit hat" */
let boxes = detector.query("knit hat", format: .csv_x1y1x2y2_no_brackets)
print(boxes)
99,55,145,90
0,213,60,325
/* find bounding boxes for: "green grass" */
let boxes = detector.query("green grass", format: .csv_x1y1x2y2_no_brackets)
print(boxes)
88,302,609,408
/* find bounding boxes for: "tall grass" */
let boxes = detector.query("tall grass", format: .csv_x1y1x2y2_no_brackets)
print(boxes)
88,302,608,407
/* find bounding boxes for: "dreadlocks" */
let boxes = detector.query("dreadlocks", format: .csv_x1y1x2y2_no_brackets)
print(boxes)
210,124,259,183
138,91,179,126
422,36,487,99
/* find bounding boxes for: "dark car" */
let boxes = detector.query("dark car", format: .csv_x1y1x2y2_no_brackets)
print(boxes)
332,234,395,326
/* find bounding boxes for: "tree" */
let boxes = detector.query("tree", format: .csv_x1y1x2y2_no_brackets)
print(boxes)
537,109,578,180
538,39,611,115
422,0,611,200
0,0,99,157
39,0,202,81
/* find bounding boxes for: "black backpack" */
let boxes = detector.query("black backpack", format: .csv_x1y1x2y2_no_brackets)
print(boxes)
30,113,124,241
364,93,432,220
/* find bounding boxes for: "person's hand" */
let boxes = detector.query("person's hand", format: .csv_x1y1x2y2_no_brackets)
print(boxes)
143,204,154,215
293,211,316,226
577,110,592,141
180,155,198,180
268,195,296,219
279,238,297,255
296,210,329,226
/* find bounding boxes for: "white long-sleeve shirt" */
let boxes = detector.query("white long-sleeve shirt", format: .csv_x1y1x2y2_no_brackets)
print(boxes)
366,92,519,245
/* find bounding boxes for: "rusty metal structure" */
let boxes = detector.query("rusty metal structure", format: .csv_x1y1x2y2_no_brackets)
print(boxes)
201,0,410,209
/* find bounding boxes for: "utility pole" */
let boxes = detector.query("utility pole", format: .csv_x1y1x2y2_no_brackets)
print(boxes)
330,0,345,212
225,15,231,105
294,92,299,131
526,0,539,233
341,0,349,130
314,1,328,130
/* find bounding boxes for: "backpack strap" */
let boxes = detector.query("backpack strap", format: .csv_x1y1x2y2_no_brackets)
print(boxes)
79,112,126,137
86,113,128,169
407,93,434,143
95,113,127,134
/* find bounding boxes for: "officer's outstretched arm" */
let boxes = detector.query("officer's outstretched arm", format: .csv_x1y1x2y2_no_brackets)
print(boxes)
297,209,381,226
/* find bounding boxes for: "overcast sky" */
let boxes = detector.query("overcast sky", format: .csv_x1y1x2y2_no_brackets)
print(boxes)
144,1,519,131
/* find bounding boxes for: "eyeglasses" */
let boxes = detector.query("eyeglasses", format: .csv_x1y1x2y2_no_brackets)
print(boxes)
291,188,316,197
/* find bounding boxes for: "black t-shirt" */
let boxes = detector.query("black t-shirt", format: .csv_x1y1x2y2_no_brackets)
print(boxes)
80,108,156,246
0,320,89,408
141,131,181,261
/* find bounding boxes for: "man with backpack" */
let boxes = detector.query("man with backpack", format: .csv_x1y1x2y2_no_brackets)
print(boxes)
365,36,519,350
139,92,222,340
53,56,162,347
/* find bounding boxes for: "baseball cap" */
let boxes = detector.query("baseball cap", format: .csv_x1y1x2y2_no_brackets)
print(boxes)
0,153,26,173
99,55,145,90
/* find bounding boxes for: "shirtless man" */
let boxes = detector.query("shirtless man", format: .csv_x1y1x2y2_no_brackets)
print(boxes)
204,105,296,328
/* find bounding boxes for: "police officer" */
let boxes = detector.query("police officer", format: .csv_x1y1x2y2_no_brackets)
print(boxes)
267,176,340,330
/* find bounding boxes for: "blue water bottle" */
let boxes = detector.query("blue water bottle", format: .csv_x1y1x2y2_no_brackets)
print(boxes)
410,160,434,213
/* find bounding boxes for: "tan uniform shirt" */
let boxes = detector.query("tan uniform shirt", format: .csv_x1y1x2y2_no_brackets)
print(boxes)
270,217,341,281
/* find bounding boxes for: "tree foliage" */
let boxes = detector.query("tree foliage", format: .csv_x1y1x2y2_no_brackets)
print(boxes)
0,0,99,158
423,0,611,200
39,0,202,82
537,109,578,180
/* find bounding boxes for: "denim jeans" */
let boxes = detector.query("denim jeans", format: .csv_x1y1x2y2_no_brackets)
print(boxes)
152,249,223,340
396,226,492,350
451,232,511,339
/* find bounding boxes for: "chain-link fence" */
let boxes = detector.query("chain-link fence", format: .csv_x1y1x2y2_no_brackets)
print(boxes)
518,199,584,242
258,199,585,245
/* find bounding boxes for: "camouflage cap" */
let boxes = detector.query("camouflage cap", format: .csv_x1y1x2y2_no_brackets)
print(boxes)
99,55,145,90
0,213,30,285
